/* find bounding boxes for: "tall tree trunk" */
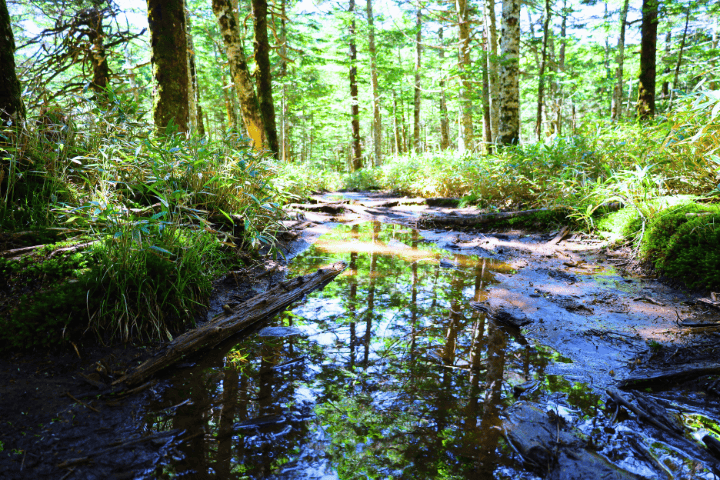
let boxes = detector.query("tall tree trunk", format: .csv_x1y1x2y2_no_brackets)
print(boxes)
556,0,567,135
221,70,237,129
669,2,691,109
147,0,189,133
280,0,290,161
611,0,630,120
366,0,382,165
636,0,658,120
484,0,499,142
348,0,362,170
603,1,612,115
535,0,551,141
481,31,493,153
186,11,198,132
251,0,278,157
498,0,521,145
661,31,671,98
212,0,266,149
413,8,422,154
438,27,450,150
456,0,474,152
0,0,24,128
393,90,402,156
87,7,109,94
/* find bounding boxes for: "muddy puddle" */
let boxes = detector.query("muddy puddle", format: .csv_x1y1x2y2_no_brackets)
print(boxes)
144,222,720,479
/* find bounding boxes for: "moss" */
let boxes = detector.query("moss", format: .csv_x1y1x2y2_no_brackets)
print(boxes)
640,202,720,290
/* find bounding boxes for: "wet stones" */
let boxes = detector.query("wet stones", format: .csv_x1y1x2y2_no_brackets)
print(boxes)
470,299,532,327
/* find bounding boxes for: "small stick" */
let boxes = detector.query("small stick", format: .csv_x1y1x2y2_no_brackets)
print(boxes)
59,467,76,480
66,391,100,413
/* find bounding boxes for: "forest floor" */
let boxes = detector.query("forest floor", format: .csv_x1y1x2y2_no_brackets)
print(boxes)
1,191,720,479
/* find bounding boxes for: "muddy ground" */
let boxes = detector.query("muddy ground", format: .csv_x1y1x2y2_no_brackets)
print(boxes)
1,191,719,479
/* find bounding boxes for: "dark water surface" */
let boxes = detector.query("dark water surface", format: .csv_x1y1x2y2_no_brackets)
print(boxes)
143,223,623,479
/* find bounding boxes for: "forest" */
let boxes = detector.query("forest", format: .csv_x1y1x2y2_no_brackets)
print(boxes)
1,0,720,478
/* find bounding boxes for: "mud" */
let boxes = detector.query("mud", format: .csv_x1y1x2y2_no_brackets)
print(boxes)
2,191,720,479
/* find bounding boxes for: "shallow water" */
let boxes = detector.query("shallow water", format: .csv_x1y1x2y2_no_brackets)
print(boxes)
145,222,720,479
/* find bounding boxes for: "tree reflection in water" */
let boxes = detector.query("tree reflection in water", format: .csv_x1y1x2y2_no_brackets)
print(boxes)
146,222,565,479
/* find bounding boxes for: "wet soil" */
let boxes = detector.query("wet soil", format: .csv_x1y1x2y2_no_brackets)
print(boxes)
2,191,720,479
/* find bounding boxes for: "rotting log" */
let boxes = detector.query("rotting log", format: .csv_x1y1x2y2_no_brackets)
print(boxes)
417,208,559,229
113,261,347,386
617,364,720,389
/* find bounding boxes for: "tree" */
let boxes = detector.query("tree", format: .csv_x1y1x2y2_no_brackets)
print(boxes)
251,0,279,157
535,0,551,140
637,0,659,119
212,0,266,149
437,27,450,150
366,0,382,165
348,0,362,169
611,0,630,120
498,0,520,145
456,0,473,151
147,0,190,133
413,7,422,153
484,0,499,142
0,0,24,128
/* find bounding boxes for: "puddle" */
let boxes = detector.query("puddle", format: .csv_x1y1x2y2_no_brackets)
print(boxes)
144,222,720,479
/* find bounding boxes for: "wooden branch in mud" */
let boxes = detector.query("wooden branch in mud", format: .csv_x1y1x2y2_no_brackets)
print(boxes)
113,261,347,386
417,208,560,228
617,364,720,389
606,388,683,438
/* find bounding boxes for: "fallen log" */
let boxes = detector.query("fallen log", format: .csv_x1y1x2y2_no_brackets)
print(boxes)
417,208,560,229
606,388,684,438
617,364,720,389
113,261,347,386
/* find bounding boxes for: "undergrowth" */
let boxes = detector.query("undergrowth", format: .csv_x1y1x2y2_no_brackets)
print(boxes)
0,90,283,350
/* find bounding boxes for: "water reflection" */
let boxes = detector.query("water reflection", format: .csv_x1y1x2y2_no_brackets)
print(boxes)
146,222,574,479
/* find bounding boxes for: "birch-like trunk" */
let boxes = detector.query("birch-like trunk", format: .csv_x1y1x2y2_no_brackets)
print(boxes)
212,0,266,149
535,0,551,141
348,0,362,169
147,0,190,134
498,0,521,145
484,0,499,142
456,0,474,152
413,8,422,154
611,0,630,120
251,0,279,158
438,27,450,150
367,0,382,165
637,0,658,119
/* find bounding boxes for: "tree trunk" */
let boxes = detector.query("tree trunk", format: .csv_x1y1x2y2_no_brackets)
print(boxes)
413,8,422,154
484,0,499,142
498,0,521,145
0,0,24,128
212,0,266,149
481,28,493,153
87,7,109,94
456,0,474,152
636,0,658,120
251,0,279,158
393,90,402,156
535,0,551,141
348,0,362,170
147,0,190,133
280,0,289,161
661,31,671,98
221,70,237,129
555,0,567,135
611,0,630,121
366,0,382,165
438,27,450,150
669,2,691,109
186,11,198,132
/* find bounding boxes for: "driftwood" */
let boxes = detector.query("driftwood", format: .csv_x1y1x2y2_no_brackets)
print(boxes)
606,388,684,438
617,364,720,389
417,208,558,229
113,261,347,386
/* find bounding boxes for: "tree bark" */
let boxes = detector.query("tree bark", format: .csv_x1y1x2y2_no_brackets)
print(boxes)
669,1,691,109
413,8,422,154
87,7,109,94
438,27,450,150
186,11,198,133
535,0,551,141
637,0,658,120
280,0,289,161
251,0,279,158
481,28,493,153
611,0,630,121
348,0,362,170
661,31,671,98
212,0,267,149
393,90,402,156
147,0,190,133
456,0,474,152
484,0,499,143
366,0,382,165
556,0,567,135
0,0,24,128
498,0,521,145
